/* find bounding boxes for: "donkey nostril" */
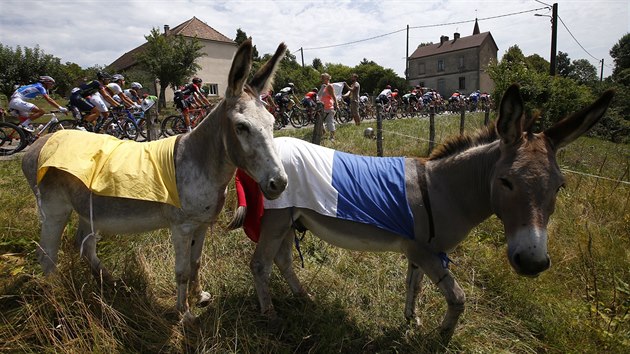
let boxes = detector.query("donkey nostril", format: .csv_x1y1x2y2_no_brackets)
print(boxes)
513,253,522,267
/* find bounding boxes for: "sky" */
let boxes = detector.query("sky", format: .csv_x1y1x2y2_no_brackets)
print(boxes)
1,0,628,79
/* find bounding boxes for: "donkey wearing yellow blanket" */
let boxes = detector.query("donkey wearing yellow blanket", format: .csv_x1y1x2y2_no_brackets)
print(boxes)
21,39,288,320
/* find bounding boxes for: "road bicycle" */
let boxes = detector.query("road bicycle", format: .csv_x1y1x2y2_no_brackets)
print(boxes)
0,111,72,156
65,106,140,140
161,105,212,136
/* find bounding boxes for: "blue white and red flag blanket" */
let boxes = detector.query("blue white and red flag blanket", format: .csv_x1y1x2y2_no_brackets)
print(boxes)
236,137,414,241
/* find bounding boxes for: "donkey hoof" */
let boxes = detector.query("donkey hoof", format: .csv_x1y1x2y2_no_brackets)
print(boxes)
196,291,212,308
181,311,197,327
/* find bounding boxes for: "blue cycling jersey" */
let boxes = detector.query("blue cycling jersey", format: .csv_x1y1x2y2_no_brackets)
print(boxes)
12,83,48,100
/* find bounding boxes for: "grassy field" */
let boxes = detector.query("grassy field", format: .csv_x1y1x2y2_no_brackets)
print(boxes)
0,112,628,353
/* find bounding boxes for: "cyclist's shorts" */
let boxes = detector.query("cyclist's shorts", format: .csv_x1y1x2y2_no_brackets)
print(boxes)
69,92,95,113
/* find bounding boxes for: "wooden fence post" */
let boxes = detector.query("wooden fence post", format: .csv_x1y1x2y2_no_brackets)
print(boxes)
311,102,324,145
460,105,466,135
428,105,435,155
484,105,490,126
146,108,160,141
376,103,383,157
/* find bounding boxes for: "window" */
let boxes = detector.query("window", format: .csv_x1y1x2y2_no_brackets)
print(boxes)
437,59,445,72
418,62,426,75
459,56,465,69
459,77,466,90
206,83,219,96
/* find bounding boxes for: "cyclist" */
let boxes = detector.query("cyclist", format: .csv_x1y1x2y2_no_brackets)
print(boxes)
107,74,139,109
468,90,480,111
274,83,297,126
8,76,68,132
260,89,276,114
173,77,211,132
69,71,121,124
124,82,143,104
301,87,318,109
376,85,392,105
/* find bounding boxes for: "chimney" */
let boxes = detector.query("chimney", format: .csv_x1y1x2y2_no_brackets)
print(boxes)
164,25,170,35
440,35,449,44
453,32,460,40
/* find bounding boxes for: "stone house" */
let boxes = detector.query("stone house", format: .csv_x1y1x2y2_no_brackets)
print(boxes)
110,17,237,102
407,20,498,96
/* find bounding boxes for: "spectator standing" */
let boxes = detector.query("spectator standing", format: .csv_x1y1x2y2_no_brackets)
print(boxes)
317,73,338,142
344,73,361,125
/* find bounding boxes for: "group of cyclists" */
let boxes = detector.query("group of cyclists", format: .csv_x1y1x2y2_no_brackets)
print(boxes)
6,71,493,139
7,72,147,133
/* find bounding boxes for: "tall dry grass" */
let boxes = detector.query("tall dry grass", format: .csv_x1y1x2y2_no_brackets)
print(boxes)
0,112,628,353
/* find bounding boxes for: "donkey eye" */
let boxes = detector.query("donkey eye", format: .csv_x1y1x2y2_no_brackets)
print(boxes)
499,177,513,191
235,123,249,134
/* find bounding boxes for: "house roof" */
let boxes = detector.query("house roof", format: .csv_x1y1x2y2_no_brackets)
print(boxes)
409,32,497,59
110,17,235,71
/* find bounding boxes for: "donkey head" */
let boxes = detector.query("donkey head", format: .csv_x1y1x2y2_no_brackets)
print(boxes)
491,84,614,277
222,39,288,200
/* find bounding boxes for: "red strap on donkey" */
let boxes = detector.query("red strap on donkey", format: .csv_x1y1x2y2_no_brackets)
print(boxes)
234,169,264,242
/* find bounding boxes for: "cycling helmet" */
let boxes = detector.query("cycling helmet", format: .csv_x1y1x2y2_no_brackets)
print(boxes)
313,87,318,93
97,71,112,80
364,127,375,139
38,75,56,85
386,85,391,89
288,83,295,87
130,82,143,90
192,77,202,84
394,89,399,92
112,74,125,82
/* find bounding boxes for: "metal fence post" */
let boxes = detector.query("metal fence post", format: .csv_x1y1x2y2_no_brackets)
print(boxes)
312,102,324,145
428,105,435,155
376,103,383,157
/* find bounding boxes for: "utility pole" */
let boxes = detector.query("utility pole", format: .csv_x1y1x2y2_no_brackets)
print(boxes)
300,47,304,67
550,3,558,75
600,59,604,81
405,25,409,82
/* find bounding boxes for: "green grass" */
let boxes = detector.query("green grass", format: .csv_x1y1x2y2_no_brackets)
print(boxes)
0,113,628,353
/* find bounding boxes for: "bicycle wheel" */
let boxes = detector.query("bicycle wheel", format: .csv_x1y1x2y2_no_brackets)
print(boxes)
48,119,79,133
0,122,27,156
161,115,187,136
135,117,148,141
289,108,305,129
118,117,140,140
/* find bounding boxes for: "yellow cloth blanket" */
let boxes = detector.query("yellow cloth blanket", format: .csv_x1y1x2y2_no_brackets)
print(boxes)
37,130,180,207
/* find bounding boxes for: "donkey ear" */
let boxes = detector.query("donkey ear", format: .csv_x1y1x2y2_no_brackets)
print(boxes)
544,90,615,150
250,42,287,94
226,39,253,98
496,84,525,145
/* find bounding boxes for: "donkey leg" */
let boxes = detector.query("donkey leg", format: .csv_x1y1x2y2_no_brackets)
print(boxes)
251,209,293,318
274,229,307,297
170,227,194,317
188,225,211,308
408,250,465,343
404,261,425,324
37,193,73,275
74,219,114,284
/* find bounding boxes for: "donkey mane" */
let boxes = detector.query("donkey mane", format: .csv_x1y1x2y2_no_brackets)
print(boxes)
428,123,498,160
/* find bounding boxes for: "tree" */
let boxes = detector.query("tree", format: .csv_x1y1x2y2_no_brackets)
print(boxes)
136,28,205,109
556,51,573,77
312,58,323,71
0,43,66,99
610,33,630,78
525,54,550,74
234,28,259,60
569,59,598,85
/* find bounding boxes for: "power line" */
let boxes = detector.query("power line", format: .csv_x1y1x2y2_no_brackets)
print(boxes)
302,6,548,51
558,15,613,68
409,6,548,30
